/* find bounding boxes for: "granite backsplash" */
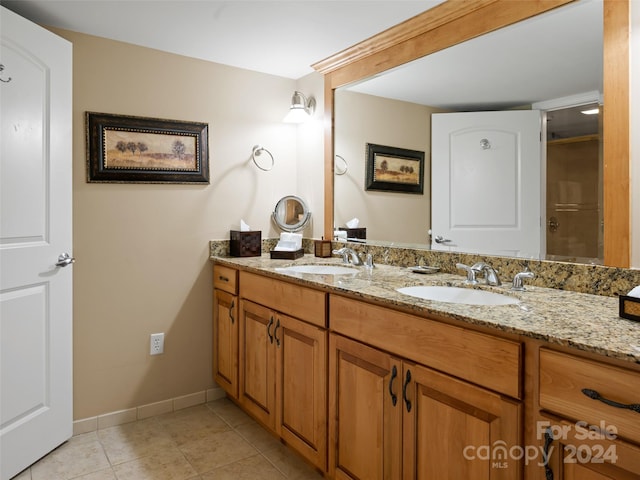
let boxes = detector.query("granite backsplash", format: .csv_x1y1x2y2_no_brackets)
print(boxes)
209,239,640,298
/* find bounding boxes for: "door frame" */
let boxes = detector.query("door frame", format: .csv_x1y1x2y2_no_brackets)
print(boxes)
533,91,603,262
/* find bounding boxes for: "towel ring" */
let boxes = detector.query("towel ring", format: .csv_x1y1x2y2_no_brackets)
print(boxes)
0,64,12,83
335,154,348,175
251,145,274,171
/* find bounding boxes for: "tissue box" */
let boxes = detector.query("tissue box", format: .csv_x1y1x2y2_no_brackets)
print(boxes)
619,295,640,322
314,239,332,258
338,227,366,239
230,230,261,257
270,248,304,260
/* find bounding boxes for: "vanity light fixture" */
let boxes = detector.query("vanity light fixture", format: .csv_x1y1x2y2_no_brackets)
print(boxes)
283,91,316,123
580,108,599,115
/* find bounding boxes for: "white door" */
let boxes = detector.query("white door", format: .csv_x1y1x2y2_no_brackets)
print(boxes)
431,110,543,258
0,7,73,479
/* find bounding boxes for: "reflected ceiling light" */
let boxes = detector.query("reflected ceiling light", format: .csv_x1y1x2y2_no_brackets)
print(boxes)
580,108,599,115
283,91,316,123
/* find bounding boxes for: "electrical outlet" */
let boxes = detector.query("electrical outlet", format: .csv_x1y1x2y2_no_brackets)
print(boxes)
150,333,164,355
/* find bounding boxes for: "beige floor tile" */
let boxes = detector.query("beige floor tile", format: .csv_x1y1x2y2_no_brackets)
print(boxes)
200,454,286,480
97,417,176,465
112,448,198,480
179,430,258,474
23,396,325,480
30,437,110,480
156,405,231,446
74,468,117,479
205,398,254,428
262,443,324,480
235,420,282,453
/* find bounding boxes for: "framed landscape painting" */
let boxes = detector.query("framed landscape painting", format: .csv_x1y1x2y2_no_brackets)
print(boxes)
86,112,209,183
365,143,425,194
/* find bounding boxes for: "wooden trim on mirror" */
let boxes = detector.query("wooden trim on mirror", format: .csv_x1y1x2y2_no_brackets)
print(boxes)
316,0,630,268
603,0,630,267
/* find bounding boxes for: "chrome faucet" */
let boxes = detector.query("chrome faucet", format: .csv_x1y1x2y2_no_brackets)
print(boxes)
478,263,502,286
333,247,364,266
457,262,501,286
456,262,482,284
512,269,535,291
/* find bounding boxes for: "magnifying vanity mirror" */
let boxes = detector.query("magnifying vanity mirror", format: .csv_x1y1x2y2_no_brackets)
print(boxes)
315,0,630,268
273,195,311,232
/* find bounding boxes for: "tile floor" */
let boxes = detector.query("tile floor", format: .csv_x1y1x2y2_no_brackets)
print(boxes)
12,398,324,480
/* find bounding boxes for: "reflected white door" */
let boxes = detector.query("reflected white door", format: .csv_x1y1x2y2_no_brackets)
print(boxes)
431,110,543,258
1,7,73,479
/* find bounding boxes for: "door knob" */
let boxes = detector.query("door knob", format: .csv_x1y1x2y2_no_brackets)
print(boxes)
434,235,452,244
55,253,75,267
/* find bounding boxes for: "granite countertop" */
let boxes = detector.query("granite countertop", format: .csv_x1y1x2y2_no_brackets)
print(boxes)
211,254,640,365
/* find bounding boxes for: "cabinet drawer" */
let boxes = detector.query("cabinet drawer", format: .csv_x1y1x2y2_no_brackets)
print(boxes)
330,295,521,398
539,348,640,445
240,271,326,327
213,264,238,294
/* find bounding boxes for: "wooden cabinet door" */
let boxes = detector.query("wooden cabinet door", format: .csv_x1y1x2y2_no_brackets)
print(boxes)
542,417,640,480
239,300,276,429
329,334,402,480
277,314,327,470
402,361,521,480
213,290,238,398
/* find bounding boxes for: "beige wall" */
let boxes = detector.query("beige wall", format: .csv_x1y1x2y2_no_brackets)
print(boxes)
50,28,323,419
334,90,438,245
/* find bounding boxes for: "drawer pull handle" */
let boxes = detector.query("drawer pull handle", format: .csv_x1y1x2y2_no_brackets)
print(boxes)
228,300,235,324
402,369,412,412
274,319,281,347
388,365,398,406
543,427,554,480
267,316,274,344
218,275,229,282
581,388,640,413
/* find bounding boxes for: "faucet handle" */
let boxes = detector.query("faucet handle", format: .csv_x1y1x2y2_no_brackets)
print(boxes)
470,262,486,272
456,263,479,284
332,248,349,264
365,253,375,268
512,269,535,291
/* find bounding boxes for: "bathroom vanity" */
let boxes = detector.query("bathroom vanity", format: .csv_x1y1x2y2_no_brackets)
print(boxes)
212,253,640,480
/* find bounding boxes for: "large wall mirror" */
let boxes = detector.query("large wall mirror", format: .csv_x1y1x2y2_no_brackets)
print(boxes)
314,0,630,268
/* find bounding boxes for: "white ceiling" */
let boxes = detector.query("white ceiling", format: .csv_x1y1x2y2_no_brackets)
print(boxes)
2,0,603,131
346,0,603,112
1,0,442,80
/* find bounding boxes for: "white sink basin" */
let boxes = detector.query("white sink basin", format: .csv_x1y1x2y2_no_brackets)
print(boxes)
275,265,358,275
396,285,518,306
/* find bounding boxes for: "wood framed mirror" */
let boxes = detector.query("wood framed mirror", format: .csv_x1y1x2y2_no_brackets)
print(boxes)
314,0,629,268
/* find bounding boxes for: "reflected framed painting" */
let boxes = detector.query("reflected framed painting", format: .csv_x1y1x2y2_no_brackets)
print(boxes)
86,112,209,183
365,143,424,194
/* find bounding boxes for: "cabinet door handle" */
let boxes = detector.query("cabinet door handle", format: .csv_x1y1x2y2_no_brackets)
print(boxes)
542,427,554,480
274,319,281,347
402,369,412,412
388,365,398,406
267,316,274,344
218,275,229,282
228,300,235,324
581,388,640,413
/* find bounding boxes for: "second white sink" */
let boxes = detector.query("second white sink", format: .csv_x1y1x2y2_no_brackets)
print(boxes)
397,285,519,306
275,265,358,275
